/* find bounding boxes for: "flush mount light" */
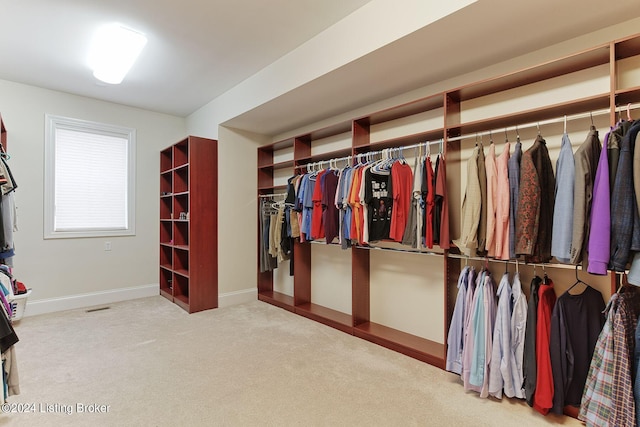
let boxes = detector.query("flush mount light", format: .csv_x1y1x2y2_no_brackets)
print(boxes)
89,24,147,85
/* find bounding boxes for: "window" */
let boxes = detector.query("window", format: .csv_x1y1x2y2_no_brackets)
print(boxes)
44,114,136,238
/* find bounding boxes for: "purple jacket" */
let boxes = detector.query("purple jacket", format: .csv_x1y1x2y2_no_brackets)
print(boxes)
587,131,610,274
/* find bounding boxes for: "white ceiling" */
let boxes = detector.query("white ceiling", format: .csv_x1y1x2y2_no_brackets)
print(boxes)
0,0,372,117
1,0,640,136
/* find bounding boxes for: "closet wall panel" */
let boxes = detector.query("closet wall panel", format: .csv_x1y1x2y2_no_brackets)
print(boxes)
369,251,444,343
311,245,352,315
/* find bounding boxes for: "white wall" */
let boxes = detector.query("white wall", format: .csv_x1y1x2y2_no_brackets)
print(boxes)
0,79,186,314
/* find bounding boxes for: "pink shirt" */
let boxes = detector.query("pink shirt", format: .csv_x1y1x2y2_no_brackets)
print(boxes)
494,143,510,259
485,143,498,257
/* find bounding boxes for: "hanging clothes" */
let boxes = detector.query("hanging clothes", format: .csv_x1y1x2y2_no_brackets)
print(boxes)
424,156,435,248
364,166,393,242
549,285,605,414
533,277,557,415
570,126,601,266
401,154,421,248
508,139,522,259
453,146,481,256
580,289,640,426
446,266,470,375
311,169,328,240
468,270,497,398
610,120,640,271
390,160,413,243
515,135,555,263
462,268,482,393
434,153,450,249
494,143,510,260
551,133,575,264
476,143,488,256
322,169,340,244
509,271,527,399
523,275,543,406
488,272,513,399
485,143,497,258
587,131,611,275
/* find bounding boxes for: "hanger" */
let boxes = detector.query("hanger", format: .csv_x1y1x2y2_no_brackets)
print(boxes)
516,125,521,143
515,258,519,275
563,115,567,134
627,103,633,122
504,128,509,143
565,265,589,294
504,260,509,275
536,123,541,136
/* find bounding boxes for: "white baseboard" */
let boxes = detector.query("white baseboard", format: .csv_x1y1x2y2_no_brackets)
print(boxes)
218,288,256,308
24,284,159,317
22,285,257,317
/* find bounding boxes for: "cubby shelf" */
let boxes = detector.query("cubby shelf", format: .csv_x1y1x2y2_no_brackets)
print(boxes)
159,136,218,314
257,32,639,372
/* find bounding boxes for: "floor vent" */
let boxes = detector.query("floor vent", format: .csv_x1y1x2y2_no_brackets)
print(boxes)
86,306,110,313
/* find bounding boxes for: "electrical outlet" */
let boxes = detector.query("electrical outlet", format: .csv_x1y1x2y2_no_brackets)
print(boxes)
104,241,112,251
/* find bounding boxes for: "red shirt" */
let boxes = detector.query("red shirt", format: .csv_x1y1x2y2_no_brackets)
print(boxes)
311,170,327,239
390,161,413,242
534,279,556,415
425,157,435,248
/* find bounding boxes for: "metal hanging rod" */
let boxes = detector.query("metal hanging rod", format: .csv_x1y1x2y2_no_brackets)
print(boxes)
446,253,591,272
294,139,443,170
308,240,445,257
446,102,640,143
258,192,287,198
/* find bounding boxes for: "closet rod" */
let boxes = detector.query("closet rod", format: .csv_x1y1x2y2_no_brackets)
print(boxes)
258,192,287,198
446,102,640,143
294,139,443,169
446,253,588,271
309,240,445,257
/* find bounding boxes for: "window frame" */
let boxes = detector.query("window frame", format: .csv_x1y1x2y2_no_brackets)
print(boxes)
44,114,136,239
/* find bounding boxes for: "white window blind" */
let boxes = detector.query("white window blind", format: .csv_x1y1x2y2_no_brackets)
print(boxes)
44,115,136,238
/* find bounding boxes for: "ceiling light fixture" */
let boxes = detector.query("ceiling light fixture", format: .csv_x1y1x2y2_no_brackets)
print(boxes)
89,24,147,85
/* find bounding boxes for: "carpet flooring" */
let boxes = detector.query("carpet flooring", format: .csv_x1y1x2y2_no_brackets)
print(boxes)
1,296,582,426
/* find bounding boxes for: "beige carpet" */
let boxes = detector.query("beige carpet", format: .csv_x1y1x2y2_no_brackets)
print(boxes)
1,296,582,426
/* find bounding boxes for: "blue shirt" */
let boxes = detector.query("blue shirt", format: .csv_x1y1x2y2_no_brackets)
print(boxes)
446,266,470,374
551,134,575,263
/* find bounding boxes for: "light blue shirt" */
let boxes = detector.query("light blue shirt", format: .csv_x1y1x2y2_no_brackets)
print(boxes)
469,271,487,387
551,133,575,263
489,272,513,399
509,272,527,399
446,266,470,374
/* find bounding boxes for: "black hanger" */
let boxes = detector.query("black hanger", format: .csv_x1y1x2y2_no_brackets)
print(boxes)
565,265,589,294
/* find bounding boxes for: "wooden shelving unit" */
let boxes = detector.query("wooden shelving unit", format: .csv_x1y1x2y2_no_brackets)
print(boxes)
257,32,640,370
160,136,218,313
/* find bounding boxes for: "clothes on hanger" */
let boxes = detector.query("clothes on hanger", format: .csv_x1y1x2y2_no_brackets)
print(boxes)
488,272,513,399
580,289,640,426
610,120,640,271
570,126,601,266
494,143,510,260
446,265,471,375
550,284,605,414
508,139,522,260
515,135,555,264
551,133,575,264
588,130,611,275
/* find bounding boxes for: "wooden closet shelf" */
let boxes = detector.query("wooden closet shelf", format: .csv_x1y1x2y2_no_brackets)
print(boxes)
258,290,295,312
354,322,445,369
295,303,352,334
